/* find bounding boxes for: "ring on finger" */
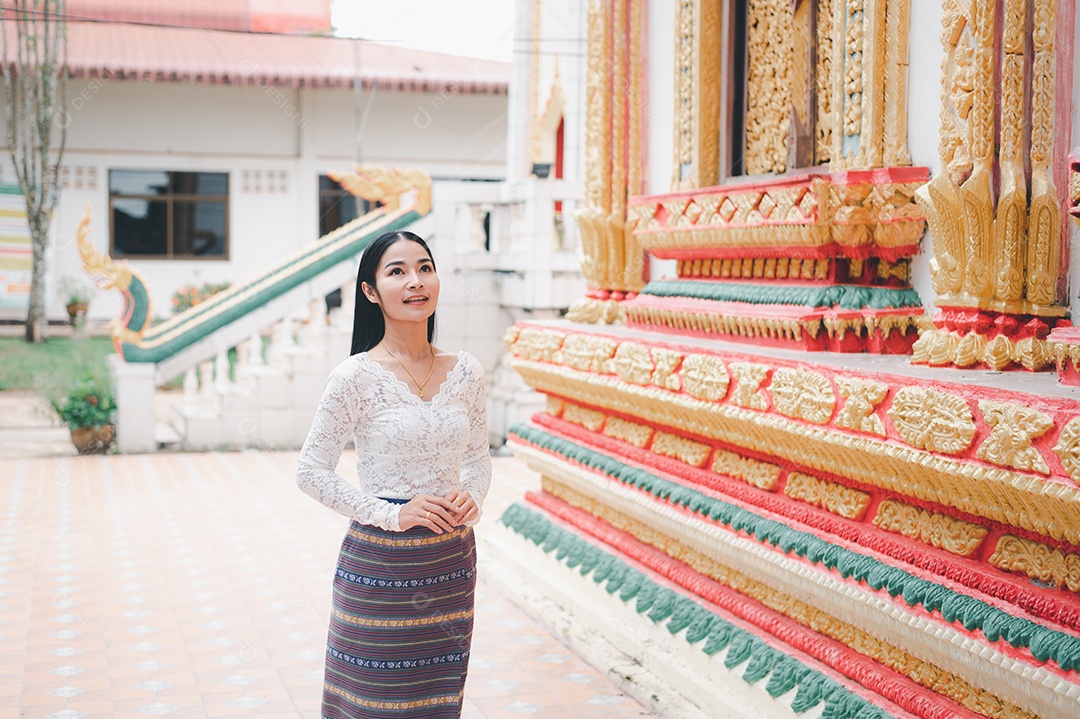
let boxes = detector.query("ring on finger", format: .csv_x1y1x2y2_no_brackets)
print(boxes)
426,511,431,520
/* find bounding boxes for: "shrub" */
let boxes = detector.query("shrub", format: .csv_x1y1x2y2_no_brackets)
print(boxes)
171,281,231,314
51,376,116,429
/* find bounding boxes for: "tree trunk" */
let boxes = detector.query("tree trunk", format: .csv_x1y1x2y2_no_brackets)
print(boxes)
23,212,49,342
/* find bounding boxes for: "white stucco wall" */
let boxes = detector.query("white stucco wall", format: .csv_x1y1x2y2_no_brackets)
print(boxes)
0,78,507,324
645,0,676,283
906,0,945,314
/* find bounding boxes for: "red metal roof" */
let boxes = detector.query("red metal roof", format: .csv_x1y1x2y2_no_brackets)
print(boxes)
64,0,332,33
3,21,509,94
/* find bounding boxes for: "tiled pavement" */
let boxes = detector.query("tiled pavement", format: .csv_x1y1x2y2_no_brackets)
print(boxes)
0,452,656,719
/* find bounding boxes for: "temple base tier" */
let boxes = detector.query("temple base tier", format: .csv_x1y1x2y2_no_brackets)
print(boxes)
501,319,1080,719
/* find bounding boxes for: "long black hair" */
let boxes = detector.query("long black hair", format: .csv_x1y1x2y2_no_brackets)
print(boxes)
350,231,437,355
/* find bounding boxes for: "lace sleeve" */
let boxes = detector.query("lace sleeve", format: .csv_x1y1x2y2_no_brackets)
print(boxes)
296,361,402,531
458,355,492,526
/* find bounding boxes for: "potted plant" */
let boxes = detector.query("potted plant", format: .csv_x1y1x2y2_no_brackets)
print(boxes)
51,376,117,454
56,275,94,327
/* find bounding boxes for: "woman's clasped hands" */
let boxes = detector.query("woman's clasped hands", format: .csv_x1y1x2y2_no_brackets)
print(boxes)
399,489,479,533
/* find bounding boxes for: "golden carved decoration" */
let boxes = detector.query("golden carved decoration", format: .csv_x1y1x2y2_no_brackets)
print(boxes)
975,401,1053,475
815,0,835,164
888,386,976,455
604,415,654,448
834,377,888,436
872,500,988,556
539,476,1029,718
574,0,644,293
527,0,542,164
546,396,565,418
561,334,618,374
712,448,781,490
911,328,1054,372
989,535,1080,593
510,356,1080,544
877,258,910,282
678,257,834,280
613,342,654,386
784,471,870,520
728,362,770,410
582,0,611,213
1025,0,1060,309
882,0,912,165
565,297,625,325
650,348,683,392
842,0,864,139
610,0,628,219
745,0,792,174
672,0,695,187
503,325,521,350
651,431,712,468
1070,162,1080,228
563,403,606,432
513,328,567,364
633,176,925,255
326,166,432,215
626,304,920,346
1053,417,1080,484
767,367,836,425
915,0,1065,330
679,353,730,402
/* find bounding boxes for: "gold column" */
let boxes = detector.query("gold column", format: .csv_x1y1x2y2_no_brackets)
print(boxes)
573,0,646,300
672,0,721,190
882,0,911,165
1025,0,1060,309
577,0,613,288
913,0,1067,370
994,0,1027,304
916,0,1065,316
960,0,995,300
528,0,543,164
860,0,887,167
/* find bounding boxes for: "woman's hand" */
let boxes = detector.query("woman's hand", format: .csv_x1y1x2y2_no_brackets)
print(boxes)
443,489,478,526
398,494,459,534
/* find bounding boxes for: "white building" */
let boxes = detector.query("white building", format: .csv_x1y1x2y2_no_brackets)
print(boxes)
0,0,509,343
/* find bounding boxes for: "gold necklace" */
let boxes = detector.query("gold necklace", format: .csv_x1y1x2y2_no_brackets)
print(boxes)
382,344,437,398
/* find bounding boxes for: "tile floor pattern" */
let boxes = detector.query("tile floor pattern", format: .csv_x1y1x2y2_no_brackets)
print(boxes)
0,452,655,719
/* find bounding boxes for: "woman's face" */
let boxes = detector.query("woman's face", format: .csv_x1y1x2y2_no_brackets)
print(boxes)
361,239,440,325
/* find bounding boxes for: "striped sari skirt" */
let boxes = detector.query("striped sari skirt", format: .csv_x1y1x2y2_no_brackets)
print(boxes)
321,511,477,719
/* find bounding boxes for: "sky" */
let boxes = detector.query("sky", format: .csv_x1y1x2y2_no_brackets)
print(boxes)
330,0,516,63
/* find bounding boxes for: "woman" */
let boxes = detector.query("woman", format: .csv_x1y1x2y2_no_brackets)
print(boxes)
296,230,491,719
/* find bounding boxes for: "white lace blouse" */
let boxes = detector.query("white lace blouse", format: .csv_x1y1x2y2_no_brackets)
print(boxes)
296,351,492,532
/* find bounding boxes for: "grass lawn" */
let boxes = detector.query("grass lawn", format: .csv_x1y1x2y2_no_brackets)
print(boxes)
0,336,116,396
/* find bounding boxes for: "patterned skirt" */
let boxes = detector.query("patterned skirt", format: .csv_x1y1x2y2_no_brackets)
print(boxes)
321,513,477,719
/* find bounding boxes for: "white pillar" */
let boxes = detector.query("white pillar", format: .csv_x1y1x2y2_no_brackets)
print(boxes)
109,355,156,454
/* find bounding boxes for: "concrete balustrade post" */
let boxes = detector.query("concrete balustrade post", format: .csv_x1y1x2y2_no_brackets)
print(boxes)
109,355,156,454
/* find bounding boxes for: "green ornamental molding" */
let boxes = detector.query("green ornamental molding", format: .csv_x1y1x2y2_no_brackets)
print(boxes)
508,423,1080,671
500,502,896,719
640,280,923,310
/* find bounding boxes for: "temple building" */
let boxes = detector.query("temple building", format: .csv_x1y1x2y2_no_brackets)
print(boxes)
492,0,1080,717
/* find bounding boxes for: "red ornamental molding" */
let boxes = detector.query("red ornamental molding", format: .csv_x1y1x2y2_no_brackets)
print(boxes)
628,166,929,263
522,490,982,719
515,417,1080,629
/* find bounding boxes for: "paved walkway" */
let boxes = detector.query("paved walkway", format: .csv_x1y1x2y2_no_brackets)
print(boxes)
0,451,656,719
